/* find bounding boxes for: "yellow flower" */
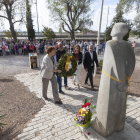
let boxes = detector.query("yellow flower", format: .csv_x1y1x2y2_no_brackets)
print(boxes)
86,112,88,114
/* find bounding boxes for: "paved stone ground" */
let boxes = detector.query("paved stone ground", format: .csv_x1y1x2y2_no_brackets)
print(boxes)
15,72,98,140
15,71,140,140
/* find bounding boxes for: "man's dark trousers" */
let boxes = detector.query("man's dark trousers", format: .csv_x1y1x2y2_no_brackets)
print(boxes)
56,73,67,92
85,66,94,88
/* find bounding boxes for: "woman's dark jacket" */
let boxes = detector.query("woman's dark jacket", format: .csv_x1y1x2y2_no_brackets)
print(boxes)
72,52,83,65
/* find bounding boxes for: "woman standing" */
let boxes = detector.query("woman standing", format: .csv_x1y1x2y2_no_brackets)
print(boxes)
36,42,40,54
72,45,83,90
40,46,62,104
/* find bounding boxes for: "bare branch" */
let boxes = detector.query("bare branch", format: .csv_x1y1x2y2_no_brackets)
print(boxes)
66,3,73,27
62,23,70,33
75,21,83,31
61,17,71,31
13,19,23,24
0,15,8,20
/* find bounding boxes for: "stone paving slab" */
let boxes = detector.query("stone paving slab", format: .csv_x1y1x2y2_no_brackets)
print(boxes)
14,71,140,140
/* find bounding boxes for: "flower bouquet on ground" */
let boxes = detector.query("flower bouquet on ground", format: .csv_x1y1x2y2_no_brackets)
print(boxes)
74,98,96,129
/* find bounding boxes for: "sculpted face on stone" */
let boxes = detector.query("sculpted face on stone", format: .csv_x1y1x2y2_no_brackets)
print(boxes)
111,22,129,40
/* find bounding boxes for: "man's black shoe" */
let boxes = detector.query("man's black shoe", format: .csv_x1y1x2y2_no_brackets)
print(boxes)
44,97,51,101
91,87,94,90
59,91,65,94
55,100,62,104
84,83,90,86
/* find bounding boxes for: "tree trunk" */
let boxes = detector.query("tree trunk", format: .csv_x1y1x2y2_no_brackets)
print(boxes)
6,6,17,42
9,21,17,42
70,30,75,40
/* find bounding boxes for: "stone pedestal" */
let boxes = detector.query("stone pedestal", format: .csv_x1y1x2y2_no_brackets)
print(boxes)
79,123,140,140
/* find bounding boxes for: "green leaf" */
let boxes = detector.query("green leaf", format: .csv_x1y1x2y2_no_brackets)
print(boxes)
84,98,88,104
89,105,96,109
90,98,92,104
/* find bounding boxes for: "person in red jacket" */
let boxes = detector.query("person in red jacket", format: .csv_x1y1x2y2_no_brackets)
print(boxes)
29,43,34,53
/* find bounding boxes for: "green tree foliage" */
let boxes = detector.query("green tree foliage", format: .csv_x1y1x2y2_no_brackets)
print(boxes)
26,0,35,40
0,0,25,42
46,0,94,40
116,0,140,14
3,30,18,39
117,0,140,35
105,9,133,41
42,26,56,40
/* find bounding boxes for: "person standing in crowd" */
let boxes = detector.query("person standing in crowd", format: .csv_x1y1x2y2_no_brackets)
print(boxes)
14,43,19,55
72,45,83,90
26,42,30,54
68,41,70,53
132,41,136,51
5,43,10,55
95,42,97,52
40,41,44,54
18,42,23,55
10,43,14,55
99,43,102,54
23,43,27,55
65,43,69,53
83,45,99,90
84,42,88,54
103,41,106,51
40,46,62,104
29,42,34,53
71,41,74,53
44,42,47,53
36,42,40,54
2,43,6,56
0,42,2,56
101,42,104,51
56,43,70,94
33,42,36,53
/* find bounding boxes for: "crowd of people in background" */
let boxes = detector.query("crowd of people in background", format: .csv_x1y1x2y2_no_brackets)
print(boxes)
0,38,106,57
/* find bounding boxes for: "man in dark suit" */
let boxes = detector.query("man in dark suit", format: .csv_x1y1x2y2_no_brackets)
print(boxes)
83,45,99,90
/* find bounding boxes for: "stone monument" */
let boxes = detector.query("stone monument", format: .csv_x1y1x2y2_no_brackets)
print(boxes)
91,22,135,138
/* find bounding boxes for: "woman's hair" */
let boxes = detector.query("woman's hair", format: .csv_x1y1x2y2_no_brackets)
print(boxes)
74,44,80,52
46,46,55,54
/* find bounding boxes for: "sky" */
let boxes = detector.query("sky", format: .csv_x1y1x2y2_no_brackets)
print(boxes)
0,0,137,33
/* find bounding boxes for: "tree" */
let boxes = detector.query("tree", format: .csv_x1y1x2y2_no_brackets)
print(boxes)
117,0,140,35
105,8,133,41
26,0,35,40
116,0,140,14
42,26,56,40
46,0,94,40
0,0,25,42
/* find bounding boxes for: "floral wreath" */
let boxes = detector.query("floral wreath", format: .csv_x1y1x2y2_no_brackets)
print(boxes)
57,53,77,77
